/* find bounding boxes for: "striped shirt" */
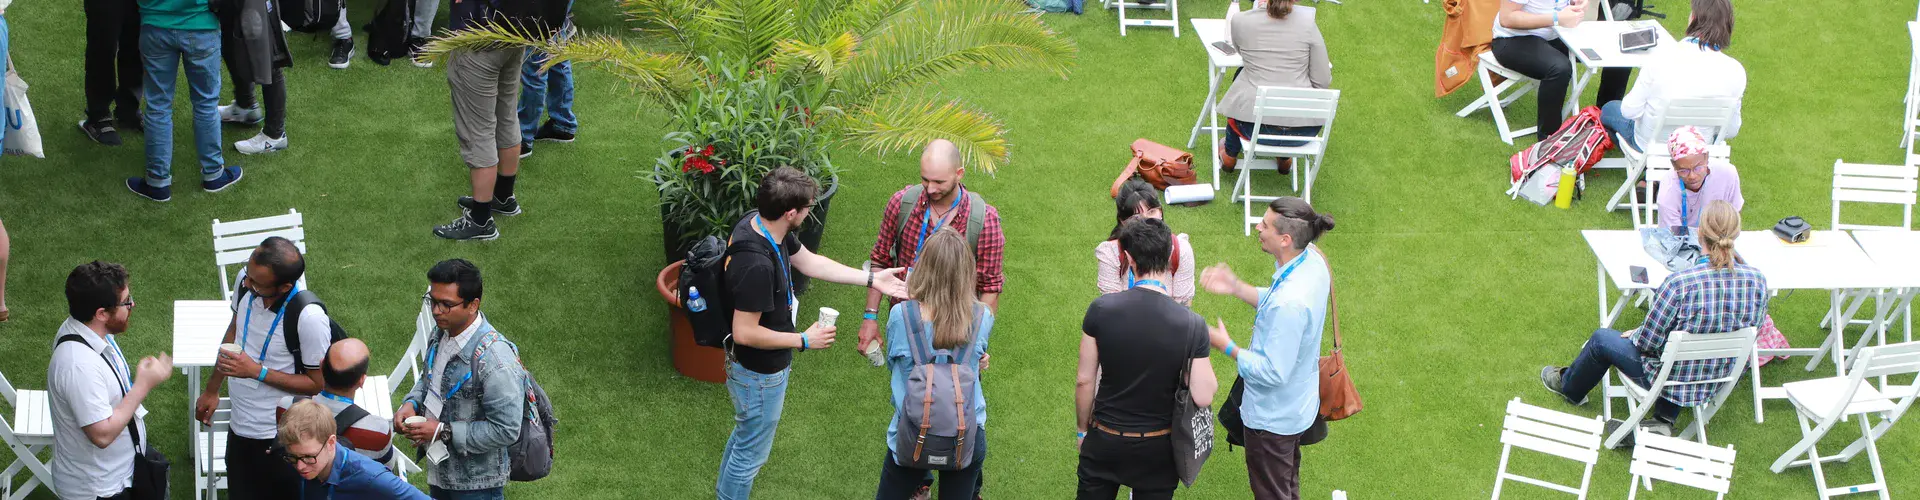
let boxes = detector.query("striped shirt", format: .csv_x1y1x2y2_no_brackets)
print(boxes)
1632,262,1769,406
278,394,396,463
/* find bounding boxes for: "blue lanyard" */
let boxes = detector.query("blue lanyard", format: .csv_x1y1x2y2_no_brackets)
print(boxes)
317,391,354,405
1680,188,1690,227
1257,252,1309,314
915,188,966,262
754,217,796,310
104,335,130,393
241,284,298,364
423,333,476,403
1683,36,1719,52
1131,279,1167,290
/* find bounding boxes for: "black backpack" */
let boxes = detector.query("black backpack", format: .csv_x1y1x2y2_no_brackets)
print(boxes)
680,234,769,348
279,0,343,33
231,283,349,373
363,0,415,65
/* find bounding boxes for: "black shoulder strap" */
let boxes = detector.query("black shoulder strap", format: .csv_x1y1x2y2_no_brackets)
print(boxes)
283,290,327,373
334,402,371,442
57,334,143,451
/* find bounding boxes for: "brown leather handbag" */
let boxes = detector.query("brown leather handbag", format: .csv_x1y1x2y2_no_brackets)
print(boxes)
1319,253,1363,421
1112,139,1199,197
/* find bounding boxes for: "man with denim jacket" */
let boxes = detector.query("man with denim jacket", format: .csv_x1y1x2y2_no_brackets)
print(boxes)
395,259,525,500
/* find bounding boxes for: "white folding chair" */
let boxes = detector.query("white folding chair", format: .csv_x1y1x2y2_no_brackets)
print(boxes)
1601,327,1756,449
1232,86,1338,235
360,291,435,478
1105,0,1178,37
1820,161,1919,343
1605,97,1738,219
1489,397,1605,499
1626,429,1736,500
1769,341,1920,500
210,208,310,301
1456,51,1539,145
0,370,56,500
1904,22,1920,158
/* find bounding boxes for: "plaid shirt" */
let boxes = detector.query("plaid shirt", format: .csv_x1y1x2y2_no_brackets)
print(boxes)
869,184,1005,294
1632,262,1769,407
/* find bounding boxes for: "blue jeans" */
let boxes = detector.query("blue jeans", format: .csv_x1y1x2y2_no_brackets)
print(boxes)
518,48,575,145
428,486,504,500
1600,101,1640,151
139,25,224,188
1560,328,1681,421
1,13,10,146
717,361,790,500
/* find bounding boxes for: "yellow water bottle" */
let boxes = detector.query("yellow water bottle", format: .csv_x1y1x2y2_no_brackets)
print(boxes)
1553,165,1577,209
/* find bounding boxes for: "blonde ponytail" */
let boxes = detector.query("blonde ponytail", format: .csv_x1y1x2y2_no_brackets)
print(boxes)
1698,201,1740,270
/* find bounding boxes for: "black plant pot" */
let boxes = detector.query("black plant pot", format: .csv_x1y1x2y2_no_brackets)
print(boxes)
657,174,841,296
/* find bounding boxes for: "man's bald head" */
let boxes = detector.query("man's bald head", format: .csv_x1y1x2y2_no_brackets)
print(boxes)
920,139,964,176
321,338,371,392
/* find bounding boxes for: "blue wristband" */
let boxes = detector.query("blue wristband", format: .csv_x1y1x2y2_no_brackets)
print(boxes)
1224,342,1239,359
256,367,269,382
800,334,810,351
1076,431,1087,439
863,313,879,321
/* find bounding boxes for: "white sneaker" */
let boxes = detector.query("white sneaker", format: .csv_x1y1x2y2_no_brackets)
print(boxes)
234,132,288,154
219,103,264,125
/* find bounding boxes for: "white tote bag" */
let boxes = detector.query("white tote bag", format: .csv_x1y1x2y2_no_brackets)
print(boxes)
4,55,44,158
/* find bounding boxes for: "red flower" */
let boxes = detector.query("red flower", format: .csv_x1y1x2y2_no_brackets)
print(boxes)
702,145,716,156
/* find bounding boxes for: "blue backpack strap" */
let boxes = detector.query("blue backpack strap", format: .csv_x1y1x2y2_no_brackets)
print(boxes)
903,301,930,366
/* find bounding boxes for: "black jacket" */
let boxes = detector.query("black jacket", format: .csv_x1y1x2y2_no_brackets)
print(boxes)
218,0,292,85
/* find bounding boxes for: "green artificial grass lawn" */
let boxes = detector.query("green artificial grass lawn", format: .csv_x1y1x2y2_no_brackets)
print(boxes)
3,0,1918,497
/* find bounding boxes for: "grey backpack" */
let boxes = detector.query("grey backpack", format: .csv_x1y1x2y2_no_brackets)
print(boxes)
473,334,557,482
890,301,983,471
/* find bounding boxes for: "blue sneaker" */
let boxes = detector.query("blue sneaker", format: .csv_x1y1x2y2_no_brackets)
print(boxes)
125,178,172,202
202,166,244,192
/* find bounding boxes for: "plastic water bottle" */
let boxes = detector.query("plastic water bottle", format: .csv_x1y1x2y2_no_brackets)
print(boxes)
686,286,708,313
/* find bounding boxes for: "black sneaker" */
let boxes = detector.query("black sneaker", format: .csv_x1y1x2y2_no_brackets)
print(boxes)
433,212,500,240
115,113,144,133
125,178,172,202
534,123,575,143
519,142,533,159
79,119,123,146
458,196,522,216
329,38,354,69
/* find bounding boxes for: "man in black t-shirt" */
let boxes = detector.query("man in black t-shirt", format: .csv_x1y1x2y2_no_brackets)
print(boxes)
716,166,909,500
1074,218,1217,500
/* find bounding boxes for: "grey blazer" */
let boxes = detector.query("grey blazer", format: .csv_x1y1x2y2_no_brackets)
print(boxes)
1217,6,1332,128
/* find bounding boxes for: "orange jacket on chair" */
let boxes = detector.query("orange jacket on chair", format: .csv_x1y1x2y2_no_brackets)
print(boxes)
1435,0,1500,97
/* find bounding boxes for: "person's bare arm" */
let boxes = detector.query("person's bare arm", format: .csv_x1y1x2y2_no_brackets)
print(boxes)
791,246,908,299
731,310,833,350
1188,358,1218,408
85,354,173,448
980,293,1000,313
1074,334,1100,440
1499,0,1584,30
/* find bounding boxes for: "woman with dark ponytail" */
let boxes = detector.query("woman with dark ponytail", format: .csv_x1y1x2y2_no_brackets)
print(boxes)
1096,179,1197,305
1539,201,1768,438
1197,196,1333,499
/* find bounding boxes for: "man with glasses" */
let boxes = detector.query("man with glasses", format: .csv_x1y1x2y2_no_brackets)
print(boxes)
49,261,174,500
280,399,429,499
1654,127,1743,230
196,236,334,499
717,167,908,500
395,259,525,500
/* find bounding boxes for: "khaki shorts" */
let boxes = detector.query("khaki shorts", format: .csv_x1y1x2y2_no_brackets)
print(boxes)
447,48,526,169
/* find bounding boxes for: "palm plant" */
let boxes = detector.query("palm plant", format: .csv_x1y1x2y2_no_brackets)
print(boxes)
421,0,1078,174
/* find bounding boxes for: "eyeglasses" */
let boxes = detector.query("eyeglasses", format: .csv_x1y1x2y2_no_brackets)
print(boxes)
119,298,136,310
281,450,322,466
429,298,472,312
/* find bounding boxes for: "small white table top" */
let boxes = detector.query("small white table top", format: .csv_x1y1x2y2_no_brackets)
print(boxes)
1850,230,1920,287
1192,18,1244,68
1583,229,1673,291
173,300,233,369
1733,230,1887,290
1554,20,1677,69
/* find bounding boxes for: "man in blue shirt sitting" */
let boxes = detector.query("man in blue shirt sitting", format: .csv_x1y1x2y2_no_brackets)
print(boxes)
281,399,429,500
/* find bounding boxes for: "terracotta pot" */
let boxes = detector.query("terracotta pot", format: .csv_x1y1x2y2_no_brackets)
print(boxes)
656,260,726,383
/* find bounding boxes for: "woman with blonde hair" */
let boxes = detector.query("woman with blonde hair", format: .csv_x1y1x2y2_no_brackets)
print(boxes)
1540,201,1767,436
877,227,992,499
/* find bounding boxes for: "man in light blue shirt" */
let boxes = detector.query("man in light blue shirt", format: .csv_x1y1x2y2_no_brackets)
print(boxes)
1201,196,1336,500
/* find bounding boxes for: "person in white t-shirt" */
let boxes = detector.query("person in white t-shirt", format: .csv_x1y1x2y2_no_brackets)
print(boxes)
1488,0,1632,142
193,237,334,500
1599,0,1743,151
48,261,173,500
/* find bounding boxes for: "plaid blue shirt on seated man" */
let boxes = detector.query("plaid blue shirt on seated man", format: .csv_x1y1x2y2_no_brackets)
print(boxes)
1631,261,1769,406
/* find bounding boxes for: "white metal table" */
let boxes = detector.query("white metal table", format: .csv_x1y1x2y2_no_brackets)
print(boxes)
172,300,230,500
1186,17,1243,191
1552,20,1676,118
1845,230,1920,383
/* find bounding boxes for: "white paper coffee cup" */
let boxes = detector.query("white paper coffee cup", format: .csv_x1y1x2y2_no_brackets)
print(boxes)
404,416,426,425
864,341,885,367
817,307,840,328
219,343,243,355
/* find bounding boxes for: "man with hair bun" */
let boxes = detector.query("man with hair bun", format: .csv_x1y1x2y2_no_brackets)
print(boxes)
1199,196,1335,500
1539,201,1766,440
